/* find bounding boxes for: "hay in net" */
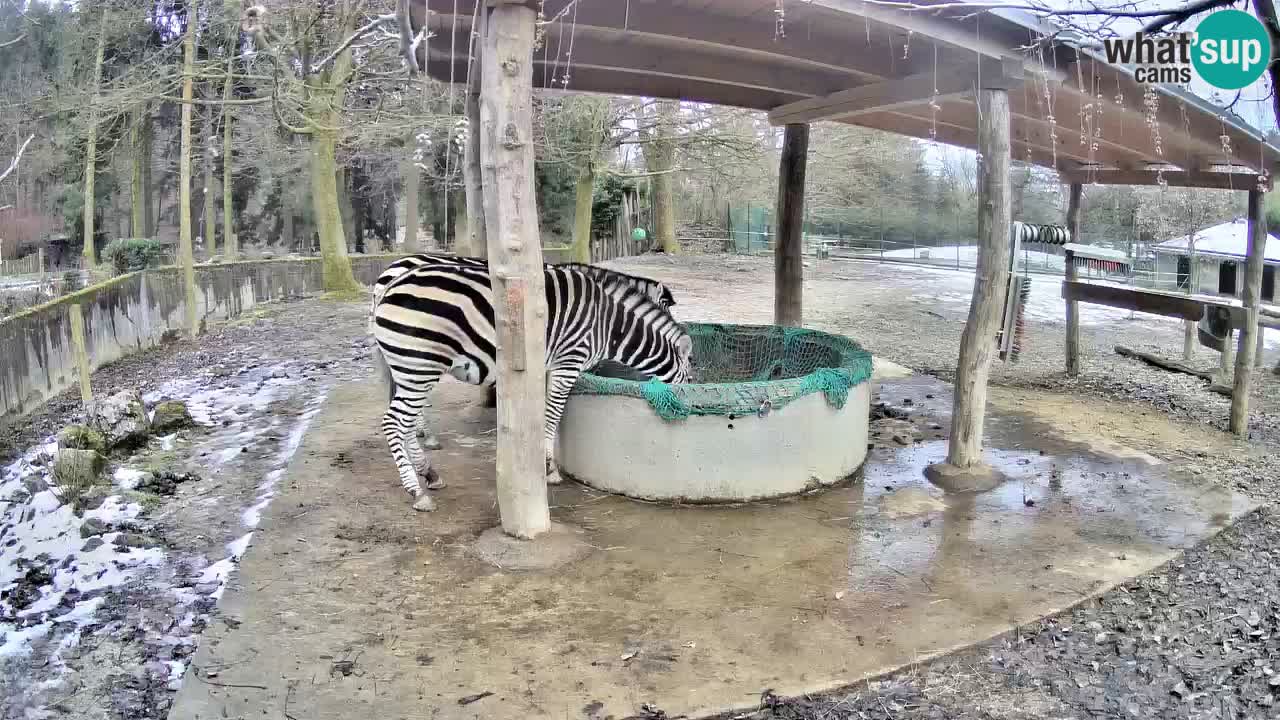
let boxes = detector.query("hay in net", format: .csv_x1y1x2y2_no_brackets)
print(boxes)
572,323,873,421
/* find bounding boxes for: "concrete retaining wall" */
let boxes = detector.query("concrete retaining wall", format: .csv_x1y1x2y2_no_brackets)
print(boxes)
0,255,402,421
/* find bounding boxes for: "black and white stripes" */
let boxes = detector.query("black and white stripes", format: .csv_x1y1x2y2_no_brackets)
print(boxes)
371,260,692,511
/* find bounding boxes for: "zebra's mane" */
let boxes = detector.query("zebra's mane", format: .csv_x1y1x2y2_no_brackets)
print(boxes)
552,265,682,333
555,263,675,306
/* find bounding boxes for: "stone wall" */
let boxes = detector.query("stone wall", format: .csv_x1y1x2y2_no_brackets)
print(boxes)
0,255,401,421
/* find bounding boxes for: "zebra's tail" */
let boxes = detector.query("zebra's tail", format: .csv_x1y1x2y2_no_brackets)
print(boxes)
372,341,395,405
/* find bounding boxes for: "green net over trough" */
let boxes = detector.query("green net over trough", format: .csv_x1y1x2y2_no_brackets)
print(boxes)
572,323,874,421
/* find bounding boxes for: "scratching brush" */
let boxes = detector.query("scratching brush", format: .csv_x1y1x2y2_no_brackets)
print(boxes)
1005,276,1030,363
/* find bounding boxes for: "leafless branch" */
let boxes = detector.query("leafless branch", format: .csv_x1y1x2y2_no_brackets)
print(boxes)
0,32,26,49
311,14,397,74
0,133,35,185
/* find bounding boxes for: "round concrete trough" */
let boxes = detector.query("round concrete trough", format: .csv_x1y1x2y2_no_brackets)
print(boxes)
556,324,872,504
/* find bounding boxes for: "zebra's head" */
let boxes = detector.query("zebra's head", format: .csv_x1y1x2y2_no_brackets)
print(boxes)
602,284,693,384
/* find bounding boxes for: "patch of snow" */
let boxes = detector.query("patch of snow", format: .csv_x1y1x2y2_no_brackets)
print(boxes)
114,467,150,490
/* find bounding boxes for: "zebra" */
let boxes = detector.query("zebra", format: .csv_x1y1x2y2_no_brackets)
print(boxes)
371,253,676,310
372,261,693,512
371,253,678,414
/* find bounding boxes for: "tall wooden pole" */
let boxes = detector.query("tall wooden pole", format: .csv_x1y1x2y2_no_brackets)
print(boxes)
1064,183,1083,375
1230,188,1267,435
774,123,809,327
945,86,1012,472
480,2,550,539
463,7,488,259
178,0,199,339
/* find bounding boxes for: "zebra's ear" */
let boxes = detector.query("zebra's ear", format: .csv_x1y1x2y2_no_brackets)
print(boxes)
676,334,693,358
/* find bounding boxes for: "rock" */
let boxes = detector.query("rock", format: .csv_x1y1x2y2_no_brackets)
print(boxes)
113,467,154,491
22,474,49,495
260,251,276,259
206,255,224,265
113,533,162,550
82,537,105,552
150,400,193,433
88,390,152,451
194,582,221,596
58,424,107,452
53,448,107,491
80,518,110,538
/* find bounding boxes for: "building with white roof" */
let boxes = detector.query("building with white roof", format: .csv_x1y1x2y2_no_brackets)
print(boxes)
1151,220,1277,303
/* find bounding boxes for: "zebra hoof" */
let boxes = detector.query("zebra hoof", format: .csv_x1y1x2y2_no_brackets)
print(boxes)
412,493,437,512
422,435,443,451
424,467,446,490
546,469,564,485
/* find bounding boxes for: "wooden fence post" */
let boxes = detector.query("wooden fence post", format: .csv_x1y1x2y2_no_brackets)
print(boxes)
480,1,551,540
68,303,93,404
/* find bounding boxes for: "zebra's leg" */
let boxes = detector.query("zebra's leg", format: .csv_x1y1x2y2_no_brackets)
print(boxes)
382,380,440,512
543,365,585,483
415,416,443,450
406,432,445,490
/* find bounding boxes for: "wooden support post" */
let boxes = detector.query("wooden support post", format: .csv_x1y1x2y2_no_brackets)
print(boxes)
1064,183,1082,376
480,2,550,540
1256,329,1266,369
462,7,488,260
774,123,808,327
1230,188,1267,435
68,303,92,404
937,85,1012,486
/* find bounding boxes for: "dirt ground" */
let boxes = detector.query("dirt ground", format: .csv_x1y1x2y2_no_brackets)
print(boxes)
4,253,1279,719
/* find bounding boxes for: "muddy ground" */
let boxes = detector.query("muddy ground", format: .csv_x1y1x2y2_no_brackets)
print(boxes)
3,254,1278,719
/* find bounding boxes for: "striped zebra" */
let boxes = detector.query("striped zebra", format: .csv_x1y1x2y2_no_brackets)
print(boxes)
371,253,677,309
372,262,693,512
372,253,678,414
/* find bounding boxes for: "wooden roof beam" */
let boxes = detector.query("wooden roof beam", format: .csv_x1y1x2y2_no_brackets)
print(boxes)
767,57,1021,126
1059,168,1272,190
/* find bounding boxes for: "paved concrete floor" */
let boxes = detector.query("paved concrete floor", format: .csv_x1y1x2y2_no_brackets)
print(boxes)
169,374,1253,720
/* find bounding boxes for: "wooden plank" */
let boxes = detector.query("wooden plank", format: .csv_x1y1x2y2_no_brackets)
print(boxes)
947,86,1011,470
1064,183,1083,376
1230,188,1267,435
768,65,982,125
68,303,92,405
1061,281,1207,321
774,123,808,326
479,2,551,539
1059,169,1271,191
1115,345,1215,382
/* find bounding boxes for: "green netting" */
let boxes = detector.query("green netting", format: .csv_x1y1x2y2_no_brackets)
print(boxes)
572,323,874,421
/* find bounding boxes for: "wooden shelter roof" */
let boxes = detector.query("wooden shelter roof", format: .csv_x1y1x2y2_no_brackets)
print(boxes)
411,0,1280,187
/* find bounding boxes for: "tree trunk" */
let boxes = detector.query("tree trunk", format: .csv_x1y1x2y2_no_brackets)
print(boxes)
480,3,550,539
646,100,680,253
774,123,808,327
1064,183,1082,375
311,131,361,292
402,142,420,252
462,9,487,258
179,0,199,338
337,168,355,250
570,163,594,263
946,87,1012,471
130,107,147,237
222,54,238,259
82,8,109,266
1230,189,1267,435
202,110,217,255
143,117,155,237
